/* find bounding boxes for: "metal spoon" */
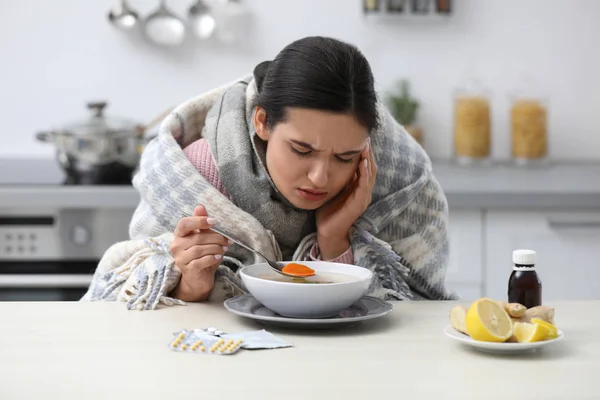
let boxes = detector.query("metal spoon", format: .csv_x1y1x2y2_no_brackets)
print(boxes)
209,226,314,278
107,0,139,30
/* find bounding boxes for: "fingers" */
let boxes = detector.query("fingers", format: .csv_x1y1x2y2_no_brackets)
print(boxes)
181,231,233,250
172,204,233,259
367,139,377,190
193,204,208,217
171,230,232,255
174,215,217,237
360,138,376,191
174,204,212,237
353,139,375,206
180,244,227,266
365,140,376,201
356,152,370,191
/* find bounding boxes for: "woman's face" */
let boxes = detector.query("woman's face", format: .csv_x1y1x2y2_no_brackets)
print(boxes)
254,107,369,210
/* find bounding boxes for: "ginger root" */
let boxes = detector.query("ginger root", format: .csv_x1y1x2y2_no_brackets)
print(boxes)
506,303,526,318
524,306,555,324
449,305,468,335
511,306,555,324
495,301,526,318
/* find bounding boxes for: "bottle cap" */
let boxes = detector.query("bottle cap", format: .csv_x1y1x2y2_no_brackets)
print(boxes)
513,249,536,265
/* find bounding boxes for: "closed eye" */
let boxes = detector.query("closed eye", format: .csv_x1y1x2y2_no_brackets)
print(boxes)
336,156,355,164
291,147,311,156
290,146,355,164
290,141,361,164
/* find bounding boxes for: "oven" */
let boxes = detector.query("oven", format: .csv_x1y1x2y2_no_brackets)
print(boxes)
0,207,133,301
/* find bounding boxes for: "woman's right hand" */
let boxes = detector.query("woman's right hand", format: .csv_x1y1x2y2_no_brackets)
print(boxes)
169,205,232,302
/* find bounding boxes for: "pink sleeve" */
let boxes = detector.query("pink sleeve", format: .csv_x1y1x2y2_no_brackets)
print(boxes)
183,138,230,199
309,243,354,265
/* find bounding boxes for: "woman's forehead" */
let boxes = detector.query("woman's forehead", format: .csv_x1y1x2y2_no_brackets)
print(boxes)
276,108,368,146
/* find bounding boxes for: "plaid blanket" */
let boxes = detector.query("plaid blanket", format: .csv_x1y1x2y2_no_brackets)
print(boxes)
81,75,457,310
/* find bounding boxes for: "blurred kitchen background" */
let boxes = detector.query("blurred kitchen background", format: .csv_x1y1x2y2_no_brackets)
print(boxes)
0,0,599,302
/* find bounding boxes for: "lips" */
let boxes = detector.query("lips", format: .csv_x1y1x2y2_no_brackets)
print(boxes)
297,188,328,202
300,188,327,195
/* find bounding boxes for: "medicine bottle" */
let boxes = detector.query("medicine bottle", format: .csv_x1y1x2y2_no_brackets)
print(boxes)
508,249,542,308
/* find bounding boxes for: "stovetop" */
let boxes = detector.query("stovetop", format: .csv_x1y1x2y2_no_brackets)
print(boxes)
0,158,139,209
0,158,63,185
0,158,133,186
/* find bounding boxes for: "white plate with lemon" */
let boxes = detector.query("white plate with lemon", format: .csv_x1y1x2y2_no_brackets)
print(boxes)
444,297,564,354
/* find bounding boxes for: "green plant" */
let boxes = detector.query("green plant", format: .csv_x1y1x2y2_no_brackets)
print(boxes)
385,79,420,126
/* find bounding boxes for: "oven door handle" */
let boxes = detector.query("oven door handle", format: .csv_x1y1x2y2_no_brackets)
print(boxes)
0,275,93,288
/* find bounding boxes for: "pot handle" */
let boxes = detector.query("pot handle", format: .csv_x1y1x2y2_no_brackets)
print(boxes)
35,131,54,142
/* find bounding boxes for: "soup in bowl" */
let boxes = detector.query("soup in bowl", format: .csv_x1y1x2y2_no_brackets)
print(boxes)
239,261,373,319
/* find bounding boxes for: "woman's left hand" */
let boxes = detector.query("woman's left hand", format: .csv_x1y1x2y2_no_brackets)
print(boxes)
315,139,377,258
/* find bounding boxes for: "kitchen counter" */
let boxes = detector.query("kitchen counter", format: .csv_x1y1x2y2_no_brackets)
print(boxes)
0,300,596,399
432,161,600,209
1,158,600,209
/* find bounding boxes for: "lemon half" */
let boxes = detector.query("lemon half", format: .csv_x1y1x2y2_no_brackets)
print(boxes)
465,298,513,342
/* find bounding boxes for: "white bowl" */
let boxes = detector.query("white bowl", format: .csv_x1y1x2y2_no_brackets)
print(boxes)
239,261,373,319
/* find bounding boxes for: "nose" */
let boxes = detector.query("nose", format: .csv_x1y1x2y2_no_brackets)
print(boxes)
307,160,328,188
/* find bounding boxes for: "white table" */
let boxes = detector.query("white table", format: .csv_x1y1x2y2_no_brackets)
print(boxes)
0,301,597,399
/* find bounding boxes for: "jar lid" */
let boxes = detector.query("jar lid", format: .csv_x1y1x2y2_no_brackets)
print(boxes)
454,68,490,98
510,74,548,102
513,249,536,265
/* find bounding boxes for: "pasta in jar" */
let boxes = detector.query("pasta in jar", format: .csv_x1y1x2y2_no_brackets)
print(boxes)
453,96,491,160
511,99,547,160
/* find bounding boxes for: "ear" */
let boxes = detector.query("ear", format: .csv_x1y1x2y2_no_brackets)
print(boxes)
253,107,270,141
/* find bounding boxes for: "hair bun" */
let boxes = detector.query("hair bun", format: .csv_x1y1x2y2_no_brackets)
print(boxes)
253,60,272,92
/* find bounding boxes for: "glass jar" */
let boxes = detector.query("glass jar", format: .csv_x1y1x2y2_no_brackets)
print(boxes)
453,76,492,165
509,77,549,166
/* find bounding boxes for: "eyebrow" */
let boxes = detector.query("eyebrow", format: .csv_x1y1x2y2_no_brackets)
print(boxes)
290,140,363,156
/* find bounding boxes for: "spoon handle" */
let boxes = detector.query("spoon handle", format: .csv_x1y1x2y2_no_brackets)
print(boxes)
210,225,305,278
210,226,268,263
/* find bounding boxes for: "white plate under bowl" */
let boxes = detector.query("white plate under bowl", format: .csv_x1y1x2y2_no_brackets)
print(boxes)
224,294,392,330
443,325,564,354
240,261,372,319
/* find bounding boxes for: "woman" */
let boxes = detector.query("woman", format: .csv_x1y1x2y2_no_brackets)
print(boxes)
82,36,457,310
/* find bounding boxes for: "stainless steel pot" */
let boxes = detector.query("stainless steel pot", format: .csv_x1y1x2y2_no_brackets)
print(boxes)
36,101,148,185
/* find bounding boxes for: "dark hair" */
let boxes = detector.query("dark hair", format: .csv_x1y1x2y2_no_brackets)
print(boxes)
252,36,380,133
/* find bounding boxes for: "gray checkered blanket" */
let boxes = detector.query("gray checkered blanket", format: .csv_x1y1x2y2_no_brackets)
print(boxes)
81,75,457,310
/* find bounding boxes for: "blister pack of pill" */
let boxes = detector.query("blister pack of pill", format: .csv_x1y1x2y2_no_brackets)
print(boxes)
169,329,243,355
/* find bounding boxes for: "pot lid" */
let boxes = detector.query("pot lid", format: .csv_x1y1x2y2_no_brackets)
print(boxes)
59,101,141,136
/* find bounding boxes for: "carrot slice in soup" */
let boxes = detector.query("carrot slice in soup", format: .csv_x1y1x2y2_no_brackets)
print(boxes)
282,263,315,277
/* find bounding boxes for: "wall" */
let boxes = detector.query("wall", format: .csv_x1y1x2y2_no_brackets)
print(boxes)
1,0,599,161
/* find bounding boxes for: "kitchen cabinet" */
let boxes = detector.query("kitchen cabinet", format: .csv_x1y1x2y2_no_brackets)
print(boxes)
446,211,483,300
484,210,600,302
